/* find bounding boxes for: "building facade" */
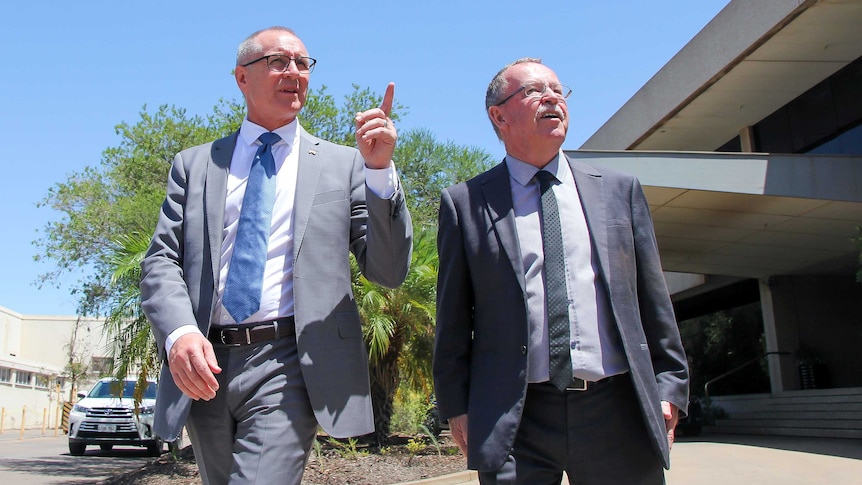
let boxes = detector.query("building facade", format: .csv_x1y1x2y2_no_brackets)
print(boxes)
576,0,862,437
0,305,108,430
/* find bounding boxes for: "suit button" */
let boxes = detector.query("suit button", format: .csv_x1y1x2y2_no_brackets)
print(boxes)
521,345,527,355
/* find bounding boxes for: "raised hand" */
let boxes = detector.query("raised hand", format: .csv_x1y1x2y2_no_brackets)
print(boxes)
354,82,397,169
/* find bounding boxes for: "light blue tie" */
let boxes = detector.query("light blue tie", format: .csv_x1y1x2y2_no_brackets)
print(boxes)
222,132,281,323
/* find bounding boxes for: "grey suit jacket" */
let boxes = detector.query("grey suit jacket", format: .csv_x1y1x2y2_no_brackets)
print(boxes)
433,155,688,471
141,127,413,441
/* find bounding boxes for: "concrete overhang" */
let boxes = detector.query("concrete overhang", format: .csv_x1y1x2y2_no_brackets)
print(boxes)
581,0,862,152
566,150,862,279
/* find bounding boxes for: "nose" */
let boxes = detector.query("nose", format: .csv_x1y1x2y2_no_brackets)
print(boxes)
540,89,563,104
281,59,301,77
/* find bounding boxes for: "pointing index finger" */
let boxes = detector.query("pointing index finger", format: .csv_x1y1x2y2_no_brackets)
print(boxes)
380,82,395,116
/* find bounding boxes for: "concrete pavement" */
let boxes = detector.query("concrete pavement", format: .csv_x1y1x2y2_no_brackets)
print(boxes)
3,429,861,484
401,433,862,485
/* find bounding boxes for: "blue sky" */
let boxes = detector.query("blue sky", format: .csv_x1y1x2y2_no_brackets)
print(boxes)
0,1,729,316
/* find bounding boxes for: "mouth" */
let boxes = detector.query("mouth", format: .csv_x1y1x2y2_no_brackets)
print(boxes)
539,110,564,121
278,83,300,95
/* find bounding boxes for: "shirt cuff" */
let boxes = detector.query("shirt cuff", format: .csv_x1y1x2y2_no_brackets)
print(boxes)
365,163,398,200
165,325,204,356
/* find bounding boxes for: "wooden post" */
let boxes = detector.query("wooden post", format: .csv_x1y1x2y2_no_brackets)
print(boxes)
55,402,63,436
42,408,48,435
0,407,5,434
19,408,26,439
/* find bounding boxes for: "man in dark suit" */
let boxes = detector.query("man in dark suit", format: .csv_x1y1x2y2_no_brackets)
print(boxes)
140,26,412,484
433,58,689,484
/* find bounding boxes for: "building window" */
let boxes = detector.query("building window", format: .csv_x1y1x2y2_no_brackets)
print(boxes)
0,367,11,383
16,370,33,386
90,357,114,376
36,374,52,389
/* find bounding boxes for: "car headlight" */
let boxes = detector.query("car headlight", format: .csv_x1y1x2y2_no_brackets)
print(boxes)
72,404,90,413
138,405,155,415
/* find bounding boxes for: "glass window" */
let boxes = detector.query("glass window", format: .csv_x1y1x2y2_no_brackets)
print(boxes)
16,371,33,386
35,374,52,389
807,122,862,155
0,367,11,383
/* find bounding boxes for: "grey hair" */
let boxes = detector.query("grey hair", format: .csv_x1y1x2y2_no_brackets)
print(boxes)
236,26,298,65
485,57,543,139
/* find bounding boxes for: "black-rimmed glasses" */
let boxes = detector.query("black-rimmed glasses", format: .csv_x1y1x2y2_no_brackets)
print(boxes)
241,55,317,73
495,82,572,106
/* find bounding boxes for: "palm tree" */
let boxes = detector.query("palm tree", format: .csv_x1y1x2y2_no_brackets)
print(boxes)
101,232,159,405
354,226,438,444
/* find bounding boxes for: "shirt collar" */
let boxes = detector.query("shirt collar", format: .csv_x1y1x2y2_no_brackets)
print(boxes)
239,118,299,148
505,150,568,187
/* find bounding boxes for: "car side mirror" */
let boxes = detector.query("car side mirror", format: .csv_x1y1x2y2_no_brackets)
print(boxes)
77,393,86,399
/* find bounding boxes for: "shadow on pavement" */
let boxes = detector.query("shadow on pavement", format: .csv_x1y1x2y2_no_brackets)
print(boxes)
0,448,152,483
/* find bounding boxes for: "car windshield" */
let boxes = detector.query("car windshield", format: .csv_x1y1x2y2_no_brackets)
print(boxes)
89,380,157,399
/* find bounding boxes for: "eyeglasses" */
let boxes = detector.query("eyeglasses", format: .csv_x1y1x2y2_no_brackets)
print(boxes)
241,54,317,73
495,82,572,106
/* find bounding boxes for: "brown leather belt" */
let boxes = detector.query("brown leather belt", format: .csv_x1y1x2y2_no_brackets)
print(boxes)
208,317,295,346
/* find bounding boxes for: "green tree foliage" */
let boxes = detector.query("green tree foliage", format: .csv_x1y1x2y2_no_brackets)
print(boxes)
678,302,770,398
396,128,495,225
35,101,245,315
353,227,438,443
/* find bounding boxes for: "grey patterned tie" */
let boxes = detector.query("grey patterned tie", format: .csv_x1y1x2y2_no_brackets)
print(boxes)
536,170,573,391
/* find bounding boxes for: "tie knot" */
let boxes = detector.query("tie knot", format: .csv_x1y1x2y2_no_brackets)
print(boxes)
535,170,557,191
258,132,281,146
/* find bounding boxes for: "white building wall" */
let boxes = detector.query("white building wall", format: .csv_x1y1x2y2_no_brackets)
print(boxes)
0,305,107,430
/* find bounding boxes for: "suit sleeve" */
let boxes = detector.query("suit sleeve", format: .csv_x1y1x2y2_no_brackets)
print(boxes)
350,152,413,288
630,177,690,415
432,187,474,420
140,152,197,360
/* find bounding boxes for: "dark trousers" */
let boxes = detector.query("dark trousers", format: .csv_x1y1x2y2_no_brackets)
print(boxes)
479,374,664,485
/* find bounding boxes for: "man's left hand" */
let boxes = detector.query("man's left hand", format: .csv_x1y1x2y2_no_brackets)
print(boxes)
662,401,679,449
355,82,397,169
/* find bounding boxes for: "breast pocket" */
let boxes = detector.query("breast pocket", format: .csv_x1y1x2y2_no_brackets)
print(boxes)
312,189,347,206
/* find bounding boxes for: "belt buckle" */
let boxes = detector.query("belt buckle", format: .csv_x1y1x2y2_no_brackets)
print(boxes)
567,378,588,391
219,328,250,346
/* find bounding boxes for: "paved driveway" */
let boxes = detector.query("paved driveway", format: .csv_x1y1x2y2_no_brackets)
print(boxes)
0,429,154,484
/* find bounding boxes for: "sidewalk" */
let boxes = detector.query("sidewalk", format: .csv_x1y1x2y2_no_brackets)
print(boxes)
0,426,65,442
400,433,862,485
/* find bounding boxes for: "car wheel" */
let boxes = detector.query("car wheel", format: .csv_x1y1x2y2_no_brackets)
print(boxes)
146,439,163,457
99,444,114,451
69,442,86,456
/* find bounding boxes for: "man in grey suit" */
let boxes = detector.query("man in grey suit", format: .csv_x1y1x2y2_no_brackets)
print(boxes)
433,58,688,484
140,26,412,484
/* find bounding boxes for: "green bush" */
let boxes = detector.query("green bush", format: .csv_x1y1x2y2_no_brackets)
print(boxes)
389,387,433,436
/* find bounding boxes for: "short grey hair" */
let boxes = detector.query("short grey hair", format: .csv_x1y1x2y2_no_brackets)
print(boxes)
485,57,543,138
236,26,298,65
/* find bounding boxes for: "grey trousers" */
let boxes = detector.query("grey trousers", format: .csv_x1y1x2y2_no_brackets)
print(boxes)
186,335,318,485
479,374,665,485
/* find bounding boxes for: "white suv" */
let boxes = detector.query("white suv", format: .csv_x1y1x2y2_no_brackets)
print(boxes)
68,378,172,456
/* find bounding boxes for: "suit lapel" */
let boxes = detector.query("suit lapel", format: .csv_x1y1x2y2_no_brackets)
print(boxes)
293,127,323,259
206,131,238,286
480,162,527,293
567,155,611,286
